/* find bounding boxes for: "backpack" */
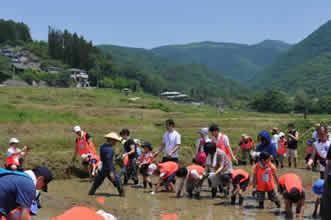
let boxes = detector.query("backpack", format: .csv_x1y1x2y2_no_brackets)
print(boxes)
195,143,207,165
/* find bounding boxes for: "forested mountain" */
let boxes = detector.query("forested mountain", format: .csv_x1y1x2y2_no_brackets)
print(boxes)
252,20,331,95
98,45,250,103
151,40,291,81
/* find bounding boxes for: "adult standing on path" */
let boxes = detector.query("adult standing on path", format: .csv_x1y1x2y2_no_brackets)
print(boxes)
321,140,331,220
287,123,299,168
88,132,124,197
155,119,181,163
0,166,53,220
209,124,237,164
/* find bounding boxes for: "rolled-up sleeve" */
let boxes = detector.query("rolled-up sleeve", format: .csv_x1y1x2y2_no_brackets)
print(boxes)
176,133,181,145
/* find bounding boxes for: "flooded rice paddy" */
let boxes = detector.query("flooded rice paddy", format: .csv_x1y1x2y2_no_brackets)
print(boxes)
35,175,318,220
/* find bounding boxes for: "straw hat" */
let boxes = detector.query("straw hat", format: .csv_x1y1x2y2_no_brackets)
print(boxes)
104,132,122,142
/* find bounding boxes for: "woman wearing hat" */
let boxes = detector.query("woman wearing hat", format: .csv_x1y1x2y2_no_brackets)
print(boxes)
88,132,124,197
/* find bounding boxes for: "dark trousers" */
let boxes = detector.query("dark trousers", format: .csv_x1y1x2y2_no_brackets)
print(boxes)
89,169,122,195
121,158,138,184
321,176,331,220
161,157,179,163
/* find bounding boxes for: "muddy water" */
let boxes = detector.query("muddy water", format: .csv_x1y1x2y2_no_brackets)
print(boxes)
35,178,316,220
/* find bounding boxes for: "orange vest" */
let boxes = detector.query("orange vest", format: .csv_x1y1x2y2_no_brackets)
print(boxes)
187,164,205,179
277,139,287,156
240,137,254,150
76,133,90,156
158,161,179,179
140,152,154,164
232,169,249,183
5,148,21,167
213,135,232,160
256,162,275,192
279,173,303,193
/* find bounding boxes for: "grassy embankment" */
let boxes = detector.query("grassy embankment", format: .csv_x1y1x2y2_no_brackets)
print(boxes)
0,87,329,182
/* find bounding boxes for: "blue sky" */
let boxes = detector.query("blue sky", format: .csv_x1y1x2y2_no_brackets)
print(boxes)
1,1,331,48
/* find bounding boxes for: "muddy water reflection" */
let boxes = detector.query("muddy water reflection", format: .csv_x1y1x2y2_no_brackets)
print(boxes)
35,179,315,220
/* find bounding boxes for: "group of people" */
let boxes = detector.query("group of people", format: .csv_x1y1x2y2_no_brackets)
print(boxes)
1,120,331,220
68,119,330,219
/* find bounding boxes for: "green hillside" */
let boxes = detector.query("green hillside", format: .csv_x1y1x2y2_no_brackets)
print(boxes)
151,40,291,81
98,45,251,105
253,20,331,95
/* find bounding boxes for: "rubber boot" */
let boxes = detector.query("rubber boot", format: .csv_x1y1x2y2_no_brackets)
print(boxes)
231,196,236,205
239,196,244,206
118,186,125,197
188,191,193,198
275,200,281,208
148,182,153,188
212,188,217,198
258,201,264,209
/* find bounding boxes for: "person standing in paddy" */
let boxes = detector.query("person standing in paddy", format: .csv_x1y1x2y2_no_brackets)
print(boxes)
238,134,254,165
252,152,280,209
276,132,287,168
287,123,299,168
308,126,330,179
209,124,237,164
155,119,181,163
88,132,124,197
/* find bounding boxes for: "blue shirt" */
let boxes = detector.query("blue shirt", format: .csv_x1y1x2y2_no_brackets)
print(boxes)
100,143,115,172
0,174,36,215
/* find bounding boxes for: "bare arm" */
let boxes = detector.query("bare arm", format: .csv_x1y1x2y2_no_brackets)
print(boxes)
72,145,78,164
124,144,136,156
308,146,317,167
154,144,165,158
214,164,224,175
272,165,278,186
252,165,257,188
169,145,180,157
154,178,164,193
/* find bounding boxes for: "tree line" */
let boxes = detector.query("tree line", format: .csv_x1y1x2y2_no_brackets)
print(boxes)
250,89,331,114
48,27,99,70
0,19,32,44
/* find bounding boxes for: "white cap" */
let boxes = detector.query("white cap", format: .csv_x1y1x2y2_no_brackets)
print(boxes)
9,137,19,144
147,163,157,175
133,139,141,145
73,125,81,133
279,132,285,137
190,169,202,180
198,128,209,136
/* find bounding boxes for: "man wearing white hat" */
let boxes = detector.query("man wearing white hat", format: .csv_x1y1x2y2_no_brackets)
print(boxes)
72,125,93,167
5,138,29,171
88,132,124,196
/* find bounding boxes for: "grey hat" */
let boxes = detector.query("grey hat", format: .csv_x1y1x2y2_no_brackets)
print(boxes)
198,128,209,135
